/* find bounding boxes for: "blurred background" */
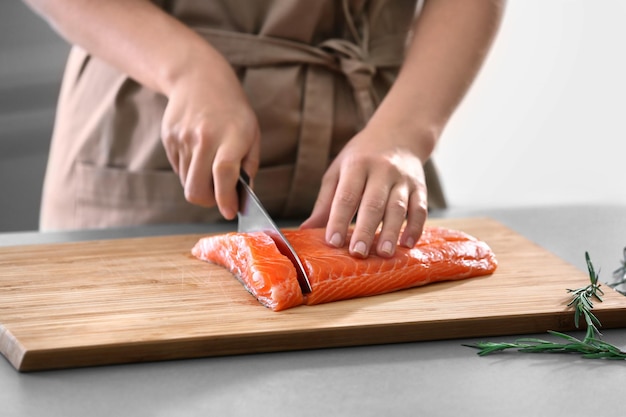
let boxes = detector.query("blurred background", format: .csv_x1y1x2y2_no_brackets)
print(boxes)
435,0,626,209
1,1,624,232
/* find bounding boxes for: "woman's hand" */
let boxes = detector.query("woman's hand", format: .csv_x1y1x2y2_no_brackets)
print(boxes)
161,59,260,220
301,126,431,259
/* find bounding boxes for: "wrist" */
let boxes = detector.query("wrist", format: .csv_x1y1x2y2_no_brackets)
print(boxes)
364,114,440,163
158,40,218,96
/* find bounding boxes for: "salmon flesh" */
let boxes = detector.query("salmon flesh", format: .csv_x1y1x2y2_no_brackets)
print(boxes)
191,226,498,311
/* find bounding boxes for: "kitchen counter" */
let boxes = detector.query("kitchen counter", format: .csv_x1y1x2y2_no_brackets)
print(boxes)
1,205,625,417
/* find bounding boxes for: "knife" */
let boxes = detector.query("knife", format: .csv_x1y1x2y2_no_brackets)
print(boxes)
237,169,312,294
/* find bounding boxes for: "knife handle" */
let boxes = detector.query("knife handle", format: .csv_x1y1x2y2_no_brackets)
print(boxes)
239,168,251,185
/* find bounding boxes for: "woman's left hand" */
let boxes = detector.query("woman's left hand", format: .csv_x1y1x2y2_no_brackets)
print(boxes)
301,126,430,259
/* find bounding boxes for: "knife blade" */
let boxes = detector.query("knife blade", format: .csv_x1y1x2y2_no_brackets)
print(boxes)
237,169,312,294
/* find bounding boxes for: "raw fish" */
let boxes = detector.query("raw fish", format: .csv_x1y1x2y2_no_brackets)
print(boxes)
191,227,497,311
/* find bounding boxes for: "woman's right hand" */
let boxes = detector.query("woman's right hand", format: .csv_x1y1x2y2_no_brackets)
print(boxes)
160,53,260,220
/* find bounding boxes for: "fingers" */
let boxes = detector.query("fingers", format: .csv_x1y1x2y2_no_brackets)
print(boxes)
313,156,428,259
324,167,365,251
163,125,218,208
373,183,409,257
185,142,217,206
212,131,260,220
162,129,197,193
348,178,422,259
161,119,260,220
239,134,261,182
399,187,428,249
347,178,388,258
351,183,427,259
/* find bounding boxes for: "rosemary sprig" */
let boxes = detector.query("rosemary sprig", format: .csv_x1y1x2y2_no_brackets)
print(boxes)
465,252,626,360
567,252,604,341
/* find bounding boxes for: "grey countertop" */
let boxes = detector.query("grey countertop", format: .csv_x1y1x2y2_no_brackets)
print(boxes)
1,205,625,417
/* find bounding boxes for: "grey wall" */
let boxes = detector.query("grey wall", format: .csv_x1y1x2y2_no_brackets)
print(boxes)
0,2,69,232
435,0,626,208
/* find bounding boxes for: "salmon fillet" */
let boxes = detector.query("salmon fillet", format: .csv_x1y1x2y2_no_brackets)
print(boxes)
191,226,498,311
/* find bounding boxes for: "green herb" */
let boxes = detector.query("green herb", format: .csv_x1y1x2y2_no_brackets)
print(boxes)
464,252,626,360
568,252,604,341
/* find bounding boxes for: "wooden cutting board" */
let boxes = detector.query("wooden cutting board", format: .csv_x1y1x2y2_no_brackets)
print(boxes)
1,218,625,372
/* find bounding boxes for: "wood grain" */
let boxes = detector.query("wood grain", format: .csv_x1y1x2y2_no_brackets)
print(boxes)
1,218,625,371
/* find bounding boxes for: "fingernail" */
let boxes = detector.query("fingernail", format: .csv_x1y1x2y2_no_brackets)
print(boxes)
405,237,415,248
381,240,394,256
329,232,343,247
352,241,368,257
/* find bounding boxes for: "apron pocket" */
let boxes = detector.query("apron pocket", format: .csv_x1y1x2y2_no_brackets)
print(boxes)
75,163,222,228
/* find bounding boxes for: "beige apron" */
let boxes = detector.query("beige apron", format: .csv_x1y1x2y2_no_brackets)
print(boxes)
40,0,446,231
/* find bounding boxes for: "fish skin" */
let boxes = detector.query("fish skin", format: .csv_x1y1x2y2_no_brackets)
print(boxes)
192,227,498,311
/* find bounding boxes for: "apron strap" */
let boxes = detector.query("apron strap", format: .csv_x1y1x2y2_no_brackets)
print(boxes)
285,66,335,213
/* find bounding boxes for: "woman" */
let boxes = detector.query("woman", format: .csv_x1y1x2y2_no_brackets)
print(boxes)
23,0,504,258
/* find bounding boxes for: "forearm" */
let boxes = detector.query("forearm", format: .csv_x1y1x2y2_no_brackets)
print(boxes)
368,0,505,161
22,0,235,96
